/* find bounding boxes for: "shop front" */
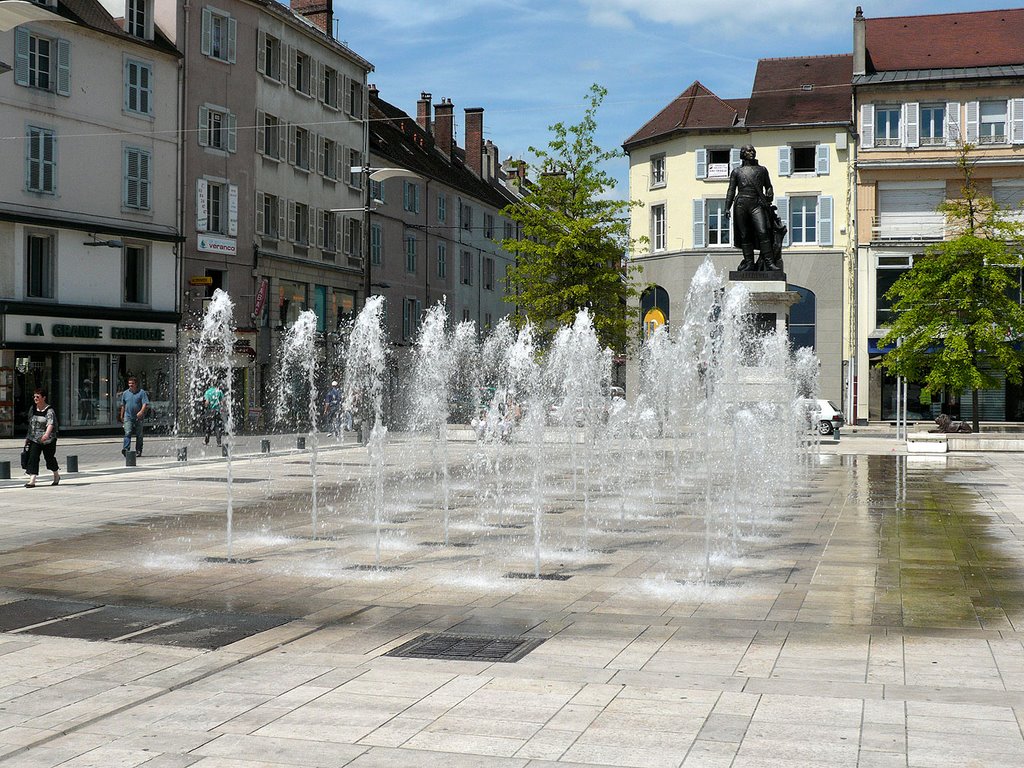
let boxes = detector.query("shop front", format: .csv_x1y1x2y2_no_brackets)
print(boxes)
1,308,178,436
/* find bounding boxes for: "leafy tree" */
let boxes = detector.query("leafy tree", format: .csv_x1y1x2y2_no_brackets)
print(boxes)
881,141,1024,431
500,84,642,352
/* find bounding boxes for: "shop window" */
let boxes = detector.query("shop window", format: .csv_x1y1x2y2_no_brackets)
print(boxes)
26,232,55,299
123,244,149,305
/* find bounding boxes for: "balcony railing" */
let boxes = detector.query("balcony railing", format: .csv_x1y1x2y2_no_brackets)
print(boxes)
873,213,945,241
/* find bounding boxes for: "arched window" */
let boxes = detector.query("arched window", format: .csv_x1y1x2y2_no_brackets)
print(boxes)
787,284,815,350
640,285,670,338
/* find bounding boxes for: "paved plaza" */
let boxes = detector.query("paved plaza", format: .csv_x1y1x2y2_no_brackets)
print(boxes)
2,432,1024,767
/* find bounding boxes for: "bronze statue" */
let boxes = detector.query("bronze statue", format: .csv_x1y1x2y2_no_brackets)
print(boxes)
725,145,786,272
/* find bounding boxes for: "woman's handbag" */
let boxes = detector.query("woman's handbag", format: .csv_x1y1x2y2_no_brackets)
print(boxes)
20,445,30,471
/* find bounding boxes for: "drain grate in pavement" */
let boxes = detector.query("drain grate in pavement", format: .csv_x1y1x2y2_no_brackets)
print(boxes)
503,572,572,581
345,564,411,572
202,556,260,564
0,598,98,631
386,633,545,663
181,477,265,484
23,605,187,641
125,611,293,649
419,541,475,548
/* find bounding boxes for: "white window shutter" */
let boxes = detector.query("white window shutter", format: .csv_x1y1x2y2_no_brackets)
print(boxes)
317,64,326,101
198,105,209,146
122,147,132,207
318,137,326,177
336,146,344,181
695,148,707,179
316,209,325,248
778,146,792,176
278,121,287,161
287,200,296,241
288,46,297,89
946,101,961,145
903,102,919,148
227,18,237,63
818,196,833,247
226,113,237,153
343,217,352,254
257,30,266,74
860,104,874,149
1011,98,1024,144
201,8,212,56
335,215,343,255
255,110,265,155
308,132,317,173
692,199,705,248
288,124,296,164
965,101,980,143
344,75,353,114
14,28,29,85
277,200,285,239
55,39,71,96
196,179,208,230
228,184,238,236
308,207,315,245
255,191,265,234
776,197,790,247
729,147,741,172
815,144,830,175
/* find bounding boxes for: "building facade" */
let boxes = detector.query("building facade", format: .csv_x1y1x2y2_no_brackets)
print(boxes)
625,56,855,406
853,7,1024,423
0,0,181,437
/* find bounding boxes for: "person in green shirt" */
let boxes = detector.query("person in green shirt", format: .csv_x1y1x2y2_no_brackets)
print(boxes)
203,384,224,446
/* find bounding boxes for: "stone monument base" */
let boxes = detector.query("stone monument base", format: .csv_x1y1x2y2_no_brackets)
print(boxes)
728,271,799,336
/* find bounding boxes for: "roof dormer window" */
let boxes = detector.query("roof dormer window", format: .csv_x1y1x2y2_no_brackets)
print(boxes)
125,0,152,40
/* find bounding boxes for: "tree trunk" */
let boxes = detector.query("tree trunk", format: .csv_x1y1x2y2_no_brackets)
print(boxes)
972,388,980,434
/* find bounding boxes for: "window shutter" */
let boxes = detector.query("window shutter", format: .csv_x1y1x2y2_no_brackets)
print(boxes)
729,147,741,172
255,110,265,155
903,102,919,148
308,131,317,173
815,144,830,175
227,18,237,63
335,214,343,256
344,75,353,114
226,113,237,153
228,184,238,236
319,137,326,177
278,200,286,239
288,46,297,88
255,191,265,234
317,65,326,101
123,59,131,111
14,28,29,85
257,30,266,74
334,73,342,112
777,146,792,177
198,105,209,146
123,147,132,207
288,124,296,164
414,184,421,213
965,101,980,143
139,150,150,209
56,39,71,96
1011,98,1024,144
695,148,707,179
692,199,705,248
343,217,352,254
308,206,315,245
776,197,790,247
196,179,208,230
818,195,833,247
278,120,287,160
316,209,325,248
287,200,296,241
860,104,874,149
946,101,961,145
336,146,345,181
201,8,212,56
402,299,410,339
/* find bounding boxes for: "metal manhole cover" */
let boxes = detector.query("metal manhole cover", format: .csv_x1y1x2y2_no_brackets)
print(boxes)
418,541,475,548
23,605,187,641
125,611,293,649
202,556,260,564
0,598,98,632
182,477,265,484
345,564,410,572
503,572,572,581
386,633,545,663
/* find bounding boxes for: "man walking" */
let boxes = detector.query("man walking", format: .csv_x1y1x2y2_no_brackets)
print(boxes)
118,375,149,456
203,382,225,446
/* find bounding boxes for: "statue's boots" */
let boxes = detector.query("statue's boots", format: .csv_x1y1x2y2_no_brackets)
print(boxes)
738,246,756,271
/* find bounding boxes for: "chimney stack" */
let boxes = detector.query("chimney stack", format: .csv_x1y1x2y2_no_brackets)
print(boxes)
289,0,333,36
465,107,484,178
853,6,866,76
484,140,499,182
416,92,432,134
368,83,379,97
434,98,454,157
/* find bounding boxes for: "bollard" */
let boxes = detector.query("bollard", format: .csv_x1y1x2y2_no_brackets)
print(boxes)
66,455,79,473
221,444,229,458
177,447,188,462
296,436,306,449
834,427,840,441
125,450,137,467
261,439,270,453
0,461,10,480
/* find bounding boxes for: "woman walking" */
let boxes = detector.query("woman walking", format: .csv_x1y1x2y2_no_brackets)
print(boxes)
24,388,60,488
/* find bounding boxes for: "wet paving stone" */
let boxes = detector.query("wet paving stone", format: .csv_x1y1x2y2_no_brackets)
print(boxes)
124,610,294,649
0,598,99,631
22,605,188,641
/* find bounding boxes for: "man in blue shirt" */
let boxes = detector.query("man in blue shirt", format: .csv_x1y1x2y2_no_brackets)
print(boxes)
118,375,150,456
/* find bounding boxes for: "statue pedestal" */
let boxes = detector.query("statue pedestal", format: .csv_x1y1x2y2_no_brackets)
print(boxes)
728,271,800,335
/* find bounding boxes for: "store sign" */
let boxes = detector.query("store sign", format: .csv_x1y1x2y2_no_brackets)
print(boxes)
197,234,237,255
253,278,269,318
4,315,177,348
189,276,214,286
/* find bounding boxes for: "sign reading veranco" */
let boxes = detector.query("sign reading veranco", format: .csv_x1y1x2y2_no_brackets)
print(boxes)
198,234,237,255
3,315,176,348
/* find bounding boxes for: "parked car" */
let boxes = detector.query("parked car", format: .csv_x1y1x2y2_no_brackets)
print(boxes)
799,398,845,435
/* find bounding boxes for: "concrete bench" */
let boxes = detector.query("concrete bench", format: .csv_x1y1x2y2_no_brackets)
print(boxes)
907,432,947,453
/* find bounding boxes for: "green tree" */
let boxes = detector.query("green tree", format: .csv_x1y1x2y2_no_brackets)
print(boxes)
881,141,1024,431
500,84,642,352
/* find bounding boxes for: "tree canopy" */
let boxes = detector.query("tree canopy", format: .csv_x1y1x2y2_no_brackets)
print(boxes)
500,84,642,352
881,141,1024,429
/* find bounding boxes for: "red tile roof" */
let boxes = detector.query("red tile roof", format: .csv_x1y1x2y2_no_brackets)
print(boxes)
745,55,853,127
866,8,1024,71
624,81,744,148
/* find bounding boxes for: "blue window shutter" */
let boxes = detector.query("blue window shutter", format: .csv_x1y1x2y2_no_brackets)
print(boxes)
818,196,833,247
729,147,741,172
695,148,707,179
198,105,209,146
14,28,29,86
777,146,791,176
815,144,830,175
56,39,71,96
692,199,705,248
123,60,131,111
122,147,130,206
140,150,151,209
776,197,790,247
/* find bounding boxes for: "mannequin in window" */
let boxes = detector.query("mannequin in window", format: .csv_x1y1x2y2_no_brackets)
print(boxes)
725,145,785,272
